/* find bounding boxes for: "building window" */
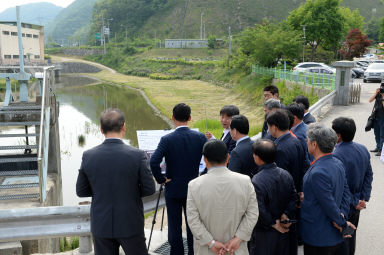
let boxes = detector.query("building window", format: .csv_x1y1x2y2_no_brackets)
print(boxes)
34,55,40,59
22,33,25,37
11,32,18,36
13,55,19,59
26,34,32,38
4,55,11,59
33,34,39,38
2,31,10,35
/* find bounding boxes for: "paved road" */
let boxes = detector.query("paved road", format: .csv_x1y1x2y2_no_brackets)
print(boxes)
313,78,384,254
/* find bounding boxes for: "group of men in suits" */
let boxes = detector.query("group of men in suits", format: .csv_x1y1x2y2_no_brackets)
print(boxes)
75,89,372,255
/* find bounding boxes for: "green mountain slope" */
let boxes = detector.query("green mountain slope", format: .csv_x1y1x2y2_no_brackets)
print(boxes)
90,0,384,40
46,0,98,44
0,2,62,27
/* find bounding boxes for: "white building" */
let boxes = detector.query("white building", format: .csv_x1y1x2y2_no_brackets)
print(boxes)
0,21,44,65
165,39,208,49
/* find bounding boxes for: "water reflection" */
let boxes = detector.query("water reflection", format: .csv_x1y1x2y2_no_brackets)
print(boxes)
57,83,169,205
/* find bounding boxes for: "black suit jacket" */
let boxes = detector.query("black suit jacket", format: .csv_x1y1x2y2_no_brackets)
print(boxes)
251,163,298,230
221,132,236,154
303,112,316,125
228,137,258,178
150,127,207,198
76,139,156,238
274,133,306,192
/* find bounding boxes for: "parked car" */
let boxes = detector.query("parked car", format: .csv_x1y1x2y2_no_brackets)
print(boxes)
356,61,368,70
306,66,335,74
292,62,334,73
352,67,364,78
363,63,384,82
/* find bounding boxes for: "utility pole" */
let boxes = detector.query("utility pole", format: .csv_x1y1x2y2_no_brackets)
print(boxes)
107,18,113,43
302,25,306,62
200,12,204,39
203,23,206,39
101,14,106,55
228,26,232,56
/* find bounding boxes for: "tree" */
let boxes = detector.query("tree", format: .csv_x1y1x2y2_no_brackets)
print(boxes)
339,29,372,60
339,7,364,36
207,36,217,49
366,18,379,43
287,0,345,61
379,17,384,42
234,22,301,69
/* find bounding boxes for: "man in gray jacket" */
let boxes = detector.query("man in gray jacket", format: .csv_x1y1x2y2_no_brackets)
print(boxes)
187,140,259,255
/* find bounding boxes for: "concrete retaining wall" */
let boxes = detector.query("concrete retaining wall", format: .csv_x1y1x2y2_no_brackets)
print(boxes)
272,78,330,98
61,49,103,56
57,62,101,74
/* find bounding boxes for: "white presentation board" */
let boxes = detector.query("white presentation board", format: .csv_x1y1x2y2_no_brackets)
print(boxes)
136,129,206,173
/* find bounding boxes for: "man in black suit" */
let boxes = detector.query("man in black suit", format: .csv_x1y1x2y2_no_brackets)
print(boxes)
249,139,298,255
76,108,156,255
266,109,307,255
293,95,316,125
150,103,207,255
228,115,258,178
205,105,239,154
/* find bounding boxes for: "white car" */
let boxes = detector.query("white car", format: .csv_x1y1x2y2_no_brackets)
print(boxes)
293,62,334,73
363,63,384,83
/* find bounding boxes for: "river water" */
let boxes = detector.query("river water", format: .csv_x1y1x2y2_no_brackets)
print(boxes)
56,77,169,205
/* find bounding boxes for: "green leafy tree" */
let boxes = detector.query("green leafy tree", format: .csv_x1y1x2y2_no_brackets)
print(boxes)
234,22,301,69
287,0,345,61
207,36,217,49
339,28,372,60
379,17,384,42
366,18,380,43
339,7,364,36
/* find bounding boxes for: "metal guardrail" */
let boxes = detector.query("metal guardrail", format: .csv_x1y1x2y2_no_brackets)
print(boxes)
252,65,336,90
308,90,337,117
0,192,165,253
37,66,55,203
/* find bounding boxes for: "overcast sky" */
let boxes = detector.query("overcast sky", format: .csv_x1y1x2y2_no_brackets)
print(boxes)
0,0,76,13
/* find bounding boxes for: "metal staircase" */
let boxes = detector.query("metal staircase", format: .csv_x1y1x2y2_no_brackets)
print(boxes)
0,104,42,200
0,67,55,203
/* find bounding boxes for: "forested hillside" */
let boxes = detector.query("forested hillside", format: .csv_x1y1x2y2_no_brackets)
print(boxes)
46,0,98,44
0,3,62,28
89,0,384,39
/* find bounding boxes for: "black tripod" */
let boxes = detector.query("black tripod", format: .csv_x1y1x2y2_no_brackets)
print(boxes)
147,184,164,251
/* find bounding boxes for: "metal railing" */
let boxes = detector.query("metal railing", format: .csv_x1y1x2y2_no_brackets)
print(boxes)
37,66,55,203
0,192,165,253
308,90,337,117
252,65,336,90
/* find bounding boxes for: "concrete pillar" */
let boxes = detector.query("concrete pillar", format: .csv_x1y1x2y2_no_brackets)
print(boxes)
0,242,22,255
333,61,355,106
79,236,93,253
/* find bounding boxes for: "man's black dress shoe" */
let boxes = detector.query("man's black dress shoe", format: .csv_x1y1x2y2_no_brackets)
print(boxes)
375,151,382,156
370,148,379,152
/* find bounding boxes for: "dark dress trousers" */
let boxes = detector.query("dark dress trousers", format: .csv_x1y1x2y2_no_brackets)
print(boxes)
228,137,258,178
76,139,156,255
300,155,350,253
333,142,373,255
150,127,207,255
249,163,298,255
303,112,316,125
